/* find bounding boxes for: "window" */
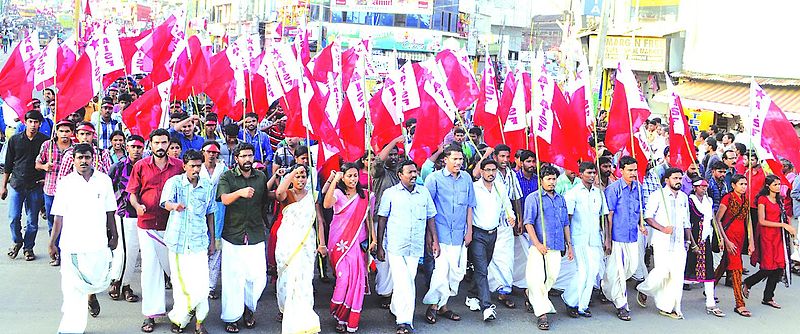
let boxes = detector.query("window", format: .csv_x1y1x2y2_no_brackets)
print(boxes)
332,11,344,23
406,14,432,29
395,14,407,27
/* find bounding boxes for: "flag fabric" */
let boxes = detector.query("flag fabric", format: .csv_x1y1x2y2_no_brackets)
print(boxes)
407,60,457,167
0,34,40,119
204,49,244,122
567,53,596,161
33,38,58,90
474,47,503,148
121,85,166,137
56,36,105,122
434,49,479,110
665,73,697,171
606,63,651,178
748,80,800,176
56,34,79,80
339,50,369,161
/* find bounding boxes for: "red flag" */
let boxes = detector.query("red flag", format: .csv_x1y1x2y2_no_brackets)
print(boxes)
56,46,103,122
56,35,78,80
133,15,181,85
406,61,457,167
338,50,368,162
749,81,800,177
665,73,697,171
271,44,306,137
121,87,164,137
0,34,39,119
474,47,502,147
606,63,651,178
435,49,479,110
566,55,595,162
368,88,403,151
205,49,244,121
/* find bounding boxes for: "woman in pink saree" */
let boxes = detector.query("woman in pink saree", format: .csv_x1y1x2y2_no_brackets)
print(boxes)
323,163,376,333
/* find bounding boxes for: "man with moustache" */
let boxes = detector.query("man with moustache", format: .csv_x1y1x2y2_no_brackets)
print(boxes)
514,150,538,295
238,112,274,172
681,163,701,195
595,156,618,190
48,143,118,333
217,143,270,332
127,129,185,333
57,122,113,180
36,120,74,266
169,113,204,157
161,149,217,334
636,168,691,319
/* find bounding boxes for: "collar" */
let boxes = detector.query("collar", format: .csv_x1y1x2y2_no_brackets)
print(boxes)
399,182,419,194
147,155,176,168
179,174,205,188
442,168,461,179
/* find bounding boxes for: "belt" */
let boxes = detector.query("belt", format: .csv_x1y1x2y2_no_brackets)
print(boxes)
473,225,497,234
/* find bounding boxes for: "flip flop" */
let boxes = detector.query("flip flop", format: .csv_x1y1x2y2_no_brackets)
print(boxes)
617,308,631,321
141,318,156,333
108,281,121,300
88,294,100,317
437,309,461,321
734,307,751,317
122,285,140,303
537,315,550,330
761,300,782,309
395,324,411,334
243,308,256,328
425,307,438,324
497,296,516,308
224,322,239,333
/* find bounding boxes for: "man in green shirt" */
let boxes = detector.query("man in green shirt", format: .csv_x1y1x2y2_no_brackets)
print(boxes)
216,143,270,332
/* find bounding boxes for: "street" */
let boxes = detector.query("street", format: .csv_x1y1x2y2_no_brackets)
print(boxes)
0,199,798,334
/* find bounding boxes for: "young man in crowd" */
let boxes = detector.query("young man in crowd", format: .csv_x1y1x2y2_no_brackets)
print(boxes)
36,120,74,266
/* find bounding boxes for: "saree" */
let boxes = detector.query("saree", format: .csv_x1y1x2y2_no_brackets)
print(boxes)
276,192,320,334
328,190,371,332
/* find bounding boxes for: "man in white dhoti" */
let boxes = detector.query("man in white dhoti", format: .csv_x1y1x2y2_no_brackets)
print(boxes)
523,165,573,330
636,168,691,319
217,143,270,333
161,149,217,333
376,159,438,334
49,143,118,334
371,137,403,309
472,144,523,309
602,156,647,321
562,162,608,318
422,145,476,324
514,150,539,295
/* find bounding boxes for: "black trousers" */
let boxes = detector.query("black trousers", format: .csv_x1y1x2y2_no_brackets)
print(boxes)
743,269,782,302
469,226,497,310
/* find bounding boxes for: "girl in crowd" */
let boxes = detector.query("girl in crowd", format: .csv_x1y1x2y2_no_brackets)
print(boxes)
685,178,725,317
714,174,754,317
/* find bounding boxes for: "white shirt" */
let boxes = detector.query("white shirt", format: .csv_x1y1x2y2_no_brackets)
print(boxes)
497,167,523,201
51,170,117,253
645,187,691,250
200,162,228,187
472,179,512,230
565,183,609,247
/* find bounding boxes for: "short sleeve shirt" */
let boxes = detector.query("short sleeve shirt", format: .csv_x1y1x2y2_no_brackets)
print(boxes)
216,167,268,245
377,183,437,258
161,175,217,254
424,169,477,245
51,171,117,253
644,187,690,249
524,190,570,250
605,179,643,243
565,184,608,247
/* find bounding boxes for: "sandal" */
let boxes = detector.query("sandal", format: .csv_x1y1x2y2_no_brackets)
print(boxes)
224,322,239,333
122,285,140,303
437,308,461,321
171,323,185,333
537,315,550,330
208,289,219,300
7,243,22,259
141,318,156,333
525,300,534,313
23,249,35,261
579,309,592,317
108,281,122,300
49,254,60,266
88,294,100,318
425,307,438,324
742,283,750,299
497,295,516,308
380,296,392,309
733,307,752,317
636,291,647,308
195,326,208,334
335,323,347,333
706,307,726,317
762,300,782,309
616,308,631,321
243,308,256,328
395,324,411,334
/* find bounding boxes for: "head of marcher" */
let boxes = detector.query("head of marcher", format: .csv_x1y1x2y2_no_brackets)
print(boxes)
24,110,43,136
167,138,182,159
244,112,259,133
692,178,708,197
686,163,699,179
234,143,255,172
468,127,482,144
520,150,537,177
480,159,499,184
493,144,512,170
711,161,727,182
453,127,466,144
663,167,684,192
731,174,748,196
598,156,613,178
224,124,240,145
578,161,597,188
75,122,95,144
746,150,760,169
202,141,221,165
396,159,418,189
43,88,55,103
722,150,737,168
178,113,195,138
337,162,366,198
54,120,73,143
442,144,464,174
110,130,125,151
288,164,309,190
100,98,114,121
759,175,782,199
539,165,559,194
73,143,95,177
182,149,204,183
126,135,145,162
149,128,171,159
294,146,310,166
619,156,638,184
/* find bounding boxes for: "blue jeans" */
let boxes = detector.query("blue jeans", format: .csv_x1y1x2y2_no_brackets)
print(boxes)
44,194,59,248
8,185,44,250
468,227,497,310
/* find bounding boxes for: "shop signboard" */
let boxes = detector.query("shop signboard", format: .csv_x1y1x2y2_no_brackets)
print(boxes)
589,35,668,72
331,0,433,15
325,23,442,52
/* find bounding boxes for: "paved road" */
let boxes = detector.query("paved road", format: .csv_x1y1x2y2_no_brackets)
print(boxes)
1,196,798,334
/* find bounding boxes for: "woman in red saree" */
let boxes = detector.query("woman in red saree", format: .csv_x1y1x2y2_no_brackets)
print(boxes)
322,163,376,333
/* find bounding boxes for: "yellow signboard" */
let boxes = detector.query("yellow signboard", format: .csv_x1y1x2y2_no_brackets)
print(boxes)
685,108,715,132
589,35,668,72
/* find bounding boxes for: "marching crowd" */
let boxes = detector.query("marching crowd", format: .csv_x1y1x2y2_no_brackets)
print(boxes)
3,79,799,334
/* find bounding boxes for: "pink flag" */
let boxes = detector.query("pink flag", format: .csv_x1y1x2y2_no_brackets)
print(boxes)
749,81,800,176
434,49,479,110
56,34,78,80
0,34,39,119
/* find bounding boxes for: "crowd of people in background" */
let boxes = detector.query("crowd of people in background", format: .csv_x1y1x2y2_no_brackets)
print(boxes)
2,75,799,334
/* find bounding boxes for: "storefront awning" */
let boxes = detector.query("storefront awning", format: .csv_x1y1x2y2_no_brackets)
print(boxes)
653,80,800,122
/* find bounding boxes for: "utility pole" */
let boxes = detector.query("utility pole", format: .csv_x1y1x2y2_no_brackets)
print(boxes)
591,0,612,115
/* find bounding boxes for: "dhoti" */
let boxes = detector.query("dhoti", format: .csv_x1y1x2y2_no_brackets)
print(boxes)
423,244,467,307
138,228,171,317
633,228,651,280
602,241,639,310
58,248,113,334
220,240,267,323
636,243,686,315
388,253,419,327
553,255,576,291
487,224,514,294
525,249,561,317
512,234,532,289
110,217,139,285
562,245,603,311
168,251,210,327
374,223,393,296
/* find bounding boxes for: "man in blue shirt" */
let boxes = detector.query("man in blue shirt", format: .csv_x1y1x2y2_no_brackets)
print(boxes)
238,112,274,176
602,156,647,321
422,144,476,324
523,165,572,330
168,113,204,158
376,159,438,334
159,149,216,333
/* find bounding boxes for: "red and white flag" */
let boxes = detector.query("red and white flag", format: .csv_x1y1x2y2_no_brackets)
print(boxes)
56,34,79,80
121,85,167,138
406,60,457,166
665,72,697,171
256,48,285,106
606,62,650,178
56,38,104,122
474,45,502,146
748,80,800,178
339,51,369,161
33,38,57,90
0,34,40,119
